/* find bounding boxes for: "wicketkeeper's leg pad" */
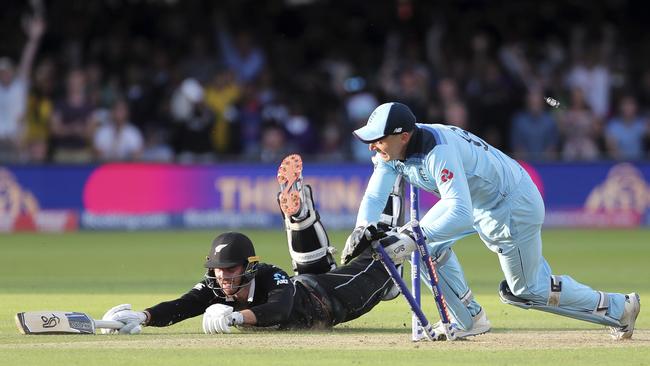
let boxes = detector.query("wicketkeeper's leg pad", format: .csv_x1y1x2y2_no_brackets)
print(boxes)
279,184,337,275
498,279,621,327
420,247,481,331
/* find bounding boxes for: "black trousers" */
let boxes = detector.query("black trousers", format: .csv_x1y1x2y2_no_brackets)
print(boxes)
295,250,393,326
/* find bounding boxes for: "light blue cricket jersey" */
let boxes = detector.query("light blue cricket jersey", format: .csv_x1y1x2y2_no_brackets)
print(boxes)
356,123,525,243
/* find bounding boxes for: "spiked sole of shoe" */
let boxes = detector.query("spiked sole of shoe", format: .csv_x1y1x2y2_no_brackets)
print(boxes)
277,154,303,217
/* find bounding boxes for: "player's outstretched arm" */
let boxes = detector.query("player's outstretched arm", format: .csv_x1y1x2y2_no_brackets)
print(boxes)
100,304,147,335
103,281,215,334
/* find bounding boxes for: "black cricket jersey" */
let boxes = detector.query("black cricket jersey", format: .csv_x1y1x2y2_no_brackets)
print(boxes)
145,263,328,329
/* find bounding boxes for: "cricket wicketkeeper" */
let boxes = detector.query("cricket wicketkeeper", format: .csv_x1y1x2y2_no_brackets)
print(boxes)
101,155,414,334
350,101,640,340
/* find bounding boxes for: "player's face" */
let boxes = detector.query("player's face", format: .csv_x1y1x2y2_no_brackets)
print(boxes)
369,133,409,161
214,264,245,296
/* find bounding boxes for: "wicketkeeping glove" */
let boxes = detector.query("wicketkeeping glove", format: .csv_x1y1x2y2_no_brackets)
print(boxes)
341,224,384,265
101,304,147,335
202,304,244,334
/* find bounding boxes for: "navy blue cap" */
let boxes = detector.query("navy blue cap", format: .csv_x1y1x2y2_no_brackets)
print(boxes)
353,102,416,143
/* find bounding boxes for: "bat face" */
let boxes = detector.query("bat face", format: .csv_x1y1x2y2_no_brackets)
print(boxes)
16,311,96,334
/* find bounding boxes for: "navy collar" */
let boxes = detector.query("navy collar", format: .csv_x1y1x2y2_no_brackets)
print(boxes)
403,127,423,160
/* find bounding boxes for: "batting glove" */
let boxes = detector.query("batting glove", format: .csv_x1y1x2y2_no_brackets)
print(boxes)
202,304,244,334
376,230,417,265
101,304,147,335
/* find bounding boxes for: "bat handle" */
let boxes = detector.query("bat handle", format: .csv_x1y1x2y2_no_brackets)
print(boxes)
94,320,125,329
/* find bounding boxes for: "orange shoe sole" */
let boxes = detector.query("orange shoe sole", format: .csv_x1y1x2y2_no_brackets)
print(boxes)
277,154,303,217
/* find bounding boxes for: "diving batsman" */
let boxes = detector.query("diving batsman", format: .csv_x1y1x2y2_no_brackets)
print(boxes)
101,155,416,334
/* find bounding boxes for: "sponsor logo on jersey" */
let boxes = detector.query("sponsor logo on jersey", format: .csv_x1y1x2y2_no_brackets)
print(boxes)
273,272,289,285
440,169,454,183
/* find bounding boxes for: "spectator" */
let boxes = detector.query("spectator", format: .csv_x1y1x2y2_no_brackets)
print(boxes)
443,101,470,130
141,128,174,163
0,15,45,162
180,35,217,83
428,77,462,122
605,95,649,161
317,110,347,162
23,59,55,162
216,15,265,84
170,78,217,163
378,36,430,120
49,69,96,162
85,62,109,108
393,66,429,119
466,60,514,150
93,99,144,161
565,48,611,119
283,102,316,155
321,53,353,99
204,69,241,154
0,2,648,164
235,83,264,159
510,89,559,161
259,123,289,163
343,78,379,162
558,88,601,161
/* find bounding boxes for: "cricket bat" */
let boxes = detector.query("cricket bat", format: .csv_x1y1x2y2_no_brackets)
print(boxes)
15,311,124,334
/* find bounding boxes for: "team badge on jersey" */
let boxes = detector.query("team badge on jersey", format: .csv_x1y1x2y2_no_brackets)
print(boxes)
440,169,454,183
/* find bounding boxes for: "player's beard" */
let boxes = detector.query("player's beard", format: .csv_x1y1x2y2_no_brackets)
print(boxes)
219,278,241,296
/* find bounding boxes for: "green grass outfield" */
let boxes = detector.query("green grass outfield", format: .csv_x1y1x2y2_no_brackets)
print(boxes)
1,229,649,365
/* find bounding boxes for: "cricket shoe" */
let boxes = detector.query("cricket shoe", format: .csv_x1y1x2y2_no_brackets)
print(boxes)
433,308,491,340
277,154,306,218
610,293,640,340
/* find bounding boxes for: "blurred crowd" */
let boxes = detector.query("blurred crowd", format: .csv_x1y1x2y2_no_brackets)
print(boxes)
1,0,649,164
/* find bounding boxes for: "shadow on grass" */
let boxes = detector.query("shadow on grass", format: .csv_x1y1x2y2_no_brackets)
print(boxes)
136,326,602,337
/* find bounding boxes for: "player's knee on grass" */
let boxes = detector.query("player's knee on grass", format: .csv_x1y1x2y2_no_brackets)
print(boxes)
280,185,337,275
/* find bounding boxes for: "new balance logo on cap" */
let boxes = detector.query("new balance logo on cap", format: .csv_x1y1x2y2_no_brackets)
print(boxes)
353,102,416,143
